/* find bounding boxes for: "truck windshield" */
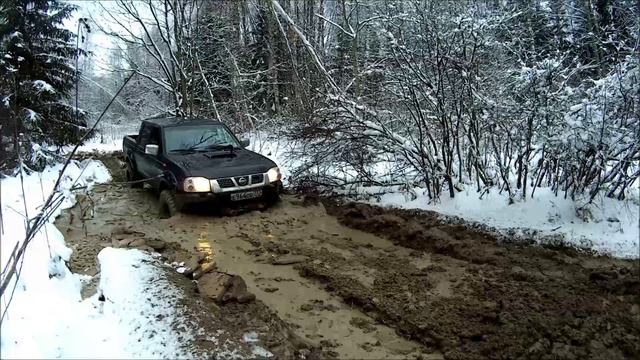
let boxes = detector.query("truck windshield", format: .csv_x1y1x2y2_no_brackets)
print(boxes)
164,125,241,153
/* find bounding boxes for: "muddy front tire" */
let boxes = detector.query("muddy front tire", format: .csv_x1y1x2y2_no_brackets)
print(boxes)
126,161,143,188
159,190,182,218
265,192,280,207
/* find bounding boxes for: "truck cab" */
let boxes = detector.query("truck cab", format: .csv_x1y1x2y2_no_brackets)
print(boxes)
122,118,282,217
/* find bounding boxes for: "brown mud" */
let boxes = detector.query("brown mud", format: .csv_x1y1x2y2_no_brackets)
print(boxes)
56,176,434,358
311,201,640,359
56,155,639,359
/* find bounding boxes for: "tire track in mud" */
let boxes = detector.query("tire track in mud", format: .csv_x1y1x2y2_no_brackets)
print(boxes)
56,156,639,359
180,200,440,359
55,183,441,359
56,188,308,359
310,201,640,359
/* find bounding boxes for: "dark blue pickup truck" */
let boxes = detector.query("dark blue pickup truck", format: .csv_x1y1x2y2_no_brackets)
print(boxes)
122,117,282,217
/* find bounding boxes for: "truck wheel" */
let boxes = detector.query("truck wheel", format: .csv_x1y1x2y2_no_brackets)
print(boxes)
159,190,181,218
126,161,143,188
266,192,280,207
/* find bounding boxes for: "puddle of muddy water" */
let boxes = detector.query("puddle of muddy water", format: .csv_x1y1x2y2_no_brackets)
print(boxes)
55,186,442,359
177,200,441,359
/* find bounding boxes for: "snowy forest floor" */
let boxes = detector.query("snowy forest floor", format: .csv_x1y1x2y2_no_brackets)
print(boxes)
51,154,640,359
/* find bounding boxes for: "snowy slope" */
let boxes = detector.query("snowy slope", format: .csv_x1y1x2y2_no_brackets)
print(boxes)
371,186,639,259
0,161,192,358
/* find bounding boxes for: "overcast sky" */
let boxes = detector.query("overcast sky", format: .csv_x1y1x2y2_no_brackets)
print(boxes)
64,0,144,76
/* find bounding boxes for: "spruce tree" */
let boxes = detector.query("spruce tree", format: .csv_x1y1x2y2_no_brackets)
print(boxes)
0,0,87,168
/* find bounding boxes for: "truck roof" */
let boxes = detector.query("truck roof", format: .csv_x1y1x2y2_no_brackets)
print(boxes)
142,117,223,127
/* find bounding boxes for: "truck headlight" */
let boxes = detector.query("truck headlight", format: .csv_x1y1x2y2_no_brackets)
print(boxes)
266,167,281,183
183,177,211,192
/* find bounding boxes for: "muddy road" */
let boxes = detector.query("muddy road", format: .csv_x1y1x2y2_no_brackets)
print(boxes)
55,157,639,359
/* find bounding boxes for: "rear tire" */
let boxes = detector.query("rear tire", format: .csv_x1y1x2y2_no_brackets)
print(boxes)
126,161,143,188
159,189,182,218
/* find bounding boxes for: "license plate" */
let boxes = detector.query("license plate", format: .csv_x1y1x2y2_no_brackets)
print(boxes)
230,189,262,201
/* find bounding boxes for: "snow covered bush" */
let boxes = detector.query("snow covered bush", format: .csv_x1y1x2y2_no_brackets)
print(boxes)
280,0,639,204
562,56,639,200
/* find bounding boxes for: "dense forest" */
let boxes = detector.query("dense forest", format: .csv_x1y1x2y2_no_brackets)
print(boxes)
2,0,639,203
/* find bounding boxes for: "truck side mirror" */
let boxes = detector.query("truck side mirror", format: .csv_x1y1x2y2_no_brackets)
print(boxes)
145,144,159,155
240,139,250,148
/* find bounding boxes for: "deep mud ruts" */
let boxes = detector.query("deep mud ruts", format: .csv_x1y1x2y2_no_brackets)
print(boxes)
309,201,640,359
58,155,639,359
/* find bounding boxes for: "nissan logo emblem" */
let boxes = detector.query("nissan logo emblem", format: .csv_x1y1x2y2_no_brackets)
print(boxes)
238,177,248,185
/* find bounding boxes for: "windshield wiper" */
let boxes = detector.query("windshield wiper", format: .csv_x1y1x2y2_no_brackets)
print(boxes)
199,144,235,152
172,144,235,154
170,148,198,154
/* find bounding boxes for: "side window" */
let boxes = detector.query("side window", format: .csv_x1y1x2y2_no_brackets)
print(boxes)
139,124,161,149
139,124,152,145
149,127,161,149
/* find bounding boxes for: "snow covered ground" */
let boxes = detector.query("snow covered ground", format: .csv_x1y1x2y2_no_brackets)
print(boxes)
368,186,639,259
247,131,298,187
248,134,639,259
0,161,193,358
82,248,193,358
77,139,123,153
246,133,639,259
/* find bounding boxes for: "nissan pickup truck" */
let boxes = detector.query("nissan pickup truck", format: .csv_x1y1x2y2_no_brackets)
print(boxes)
122,117,282,217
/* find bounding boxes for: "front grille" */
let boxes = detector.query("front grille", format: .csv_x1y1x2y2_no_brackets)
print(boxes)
251,174,264,184
234,176,250,186
214,173,265,191
217,178,235,188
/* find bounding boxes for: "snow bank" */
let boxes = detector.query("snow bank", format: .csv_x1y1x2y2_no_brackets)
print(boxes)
77,139,123,153
372,186,639,259
0,161,193,358
0,160,111,357
87,248,192,358
1,247,193,358
0,160,111,272
56,137,123,154
60,120,139,154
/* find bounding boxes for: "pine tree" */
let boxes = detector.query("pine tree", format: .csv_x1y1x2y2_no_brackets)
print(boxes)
0,0,87,168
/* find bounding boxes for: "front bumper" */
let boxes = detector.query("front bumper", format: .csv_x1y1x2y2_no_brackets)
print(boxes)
176,181,282,206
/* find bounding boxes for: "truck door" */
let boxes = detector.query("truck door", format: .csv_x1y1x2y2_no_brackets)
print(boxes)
134,124,162,179
133,123,151,177
142,126,165,186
